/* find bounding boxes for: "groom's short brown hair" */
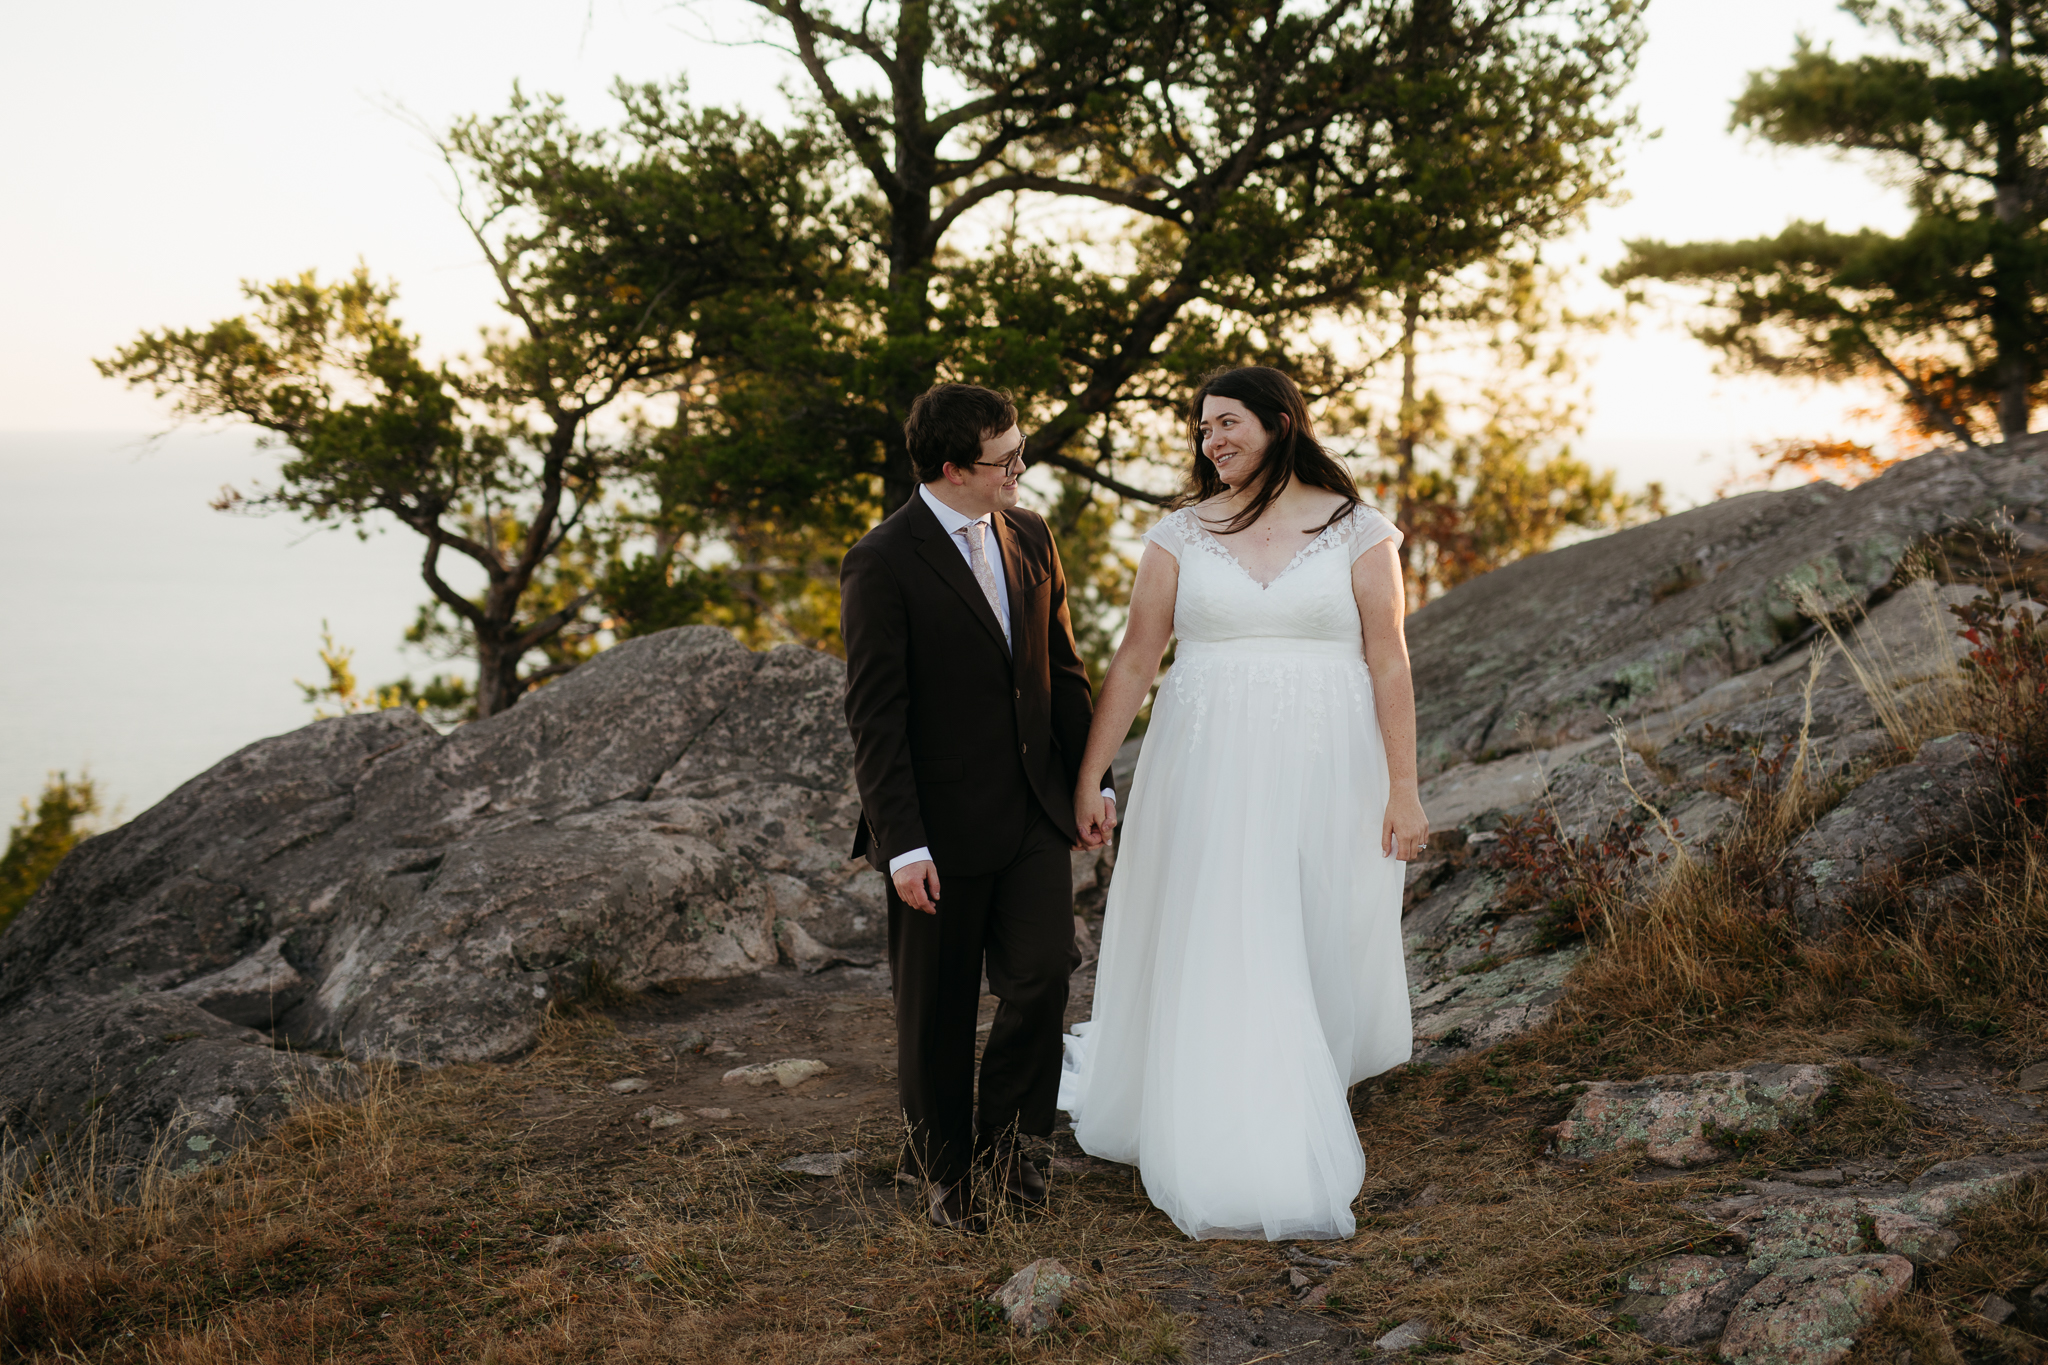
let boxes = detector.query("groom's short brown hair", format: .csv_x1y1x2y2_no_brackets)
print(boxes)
905,384,1017,484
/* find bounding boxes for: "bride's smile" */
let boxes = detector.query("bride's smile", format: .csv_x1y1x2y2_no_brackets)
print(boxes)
1199,399,1270,485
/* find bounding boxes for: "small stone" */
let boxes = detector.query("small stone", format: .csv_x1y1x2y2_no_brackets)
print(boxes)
1781,1168,1846,1188
1376,1317,1433,1351
608,1077,652,1094
995,1257,1078,1334
634,1105,687,1129
777,1150,864,1176
1408,1182,1445,1207
674,1028,709,1052
1287,1268,1312,1290
1299,1284,1329,1308
721,1058,831,1088
1410,1254,1430,1272
1719,1254,1914,1365
1981,1295,2017,1324
693,1107,734,1120
2015,1061,2048,1092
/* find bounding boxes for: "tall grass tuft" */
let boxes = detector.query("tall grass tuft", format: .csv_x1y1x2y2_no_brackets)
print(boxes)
1536,575,2048,1074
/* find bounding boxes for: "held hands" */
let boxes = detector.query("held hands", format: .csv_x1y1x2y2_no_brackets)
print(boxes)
1074,784,1119,850
1382,788,1430,862
893,860,942,915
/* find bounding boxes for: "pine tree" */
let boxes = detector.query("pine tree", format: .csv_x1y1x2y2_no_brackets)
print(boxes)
0,774,100,936
1612,1,2048,443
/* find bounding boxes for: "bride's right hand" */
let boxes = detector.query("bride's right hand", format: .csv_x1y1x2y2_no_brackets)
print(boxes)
1074,783,1109,850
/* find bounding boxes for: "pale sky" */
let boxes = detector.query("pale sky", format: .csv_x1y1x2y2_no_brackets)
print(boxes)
4,0,1912,496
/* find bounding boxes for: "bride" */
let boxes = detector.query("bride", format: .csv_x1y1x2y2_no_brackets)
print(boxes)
1059,365,1426,1241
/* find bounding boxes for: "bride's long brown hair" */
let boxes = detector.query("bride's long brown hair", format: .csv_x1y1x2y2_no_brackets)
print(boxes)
1178,366,1361,537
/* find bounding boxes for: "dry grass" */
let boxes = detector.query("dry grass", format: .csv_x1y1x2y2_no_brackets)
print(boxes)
0,1010,1755,1365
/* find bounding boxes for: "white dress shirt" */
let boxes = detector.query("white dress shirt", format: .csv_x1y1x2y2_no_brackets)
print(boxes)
888,483,1114,877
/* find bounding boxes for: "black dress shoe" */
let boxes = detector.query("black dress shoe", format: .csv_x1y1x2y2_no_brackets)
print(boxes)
989,1146,1049,1208
926,1179,989,1233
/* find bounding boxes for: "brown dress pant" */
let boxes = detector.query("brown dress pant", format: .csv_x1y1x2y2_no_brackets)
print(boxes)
887,810,1077,1185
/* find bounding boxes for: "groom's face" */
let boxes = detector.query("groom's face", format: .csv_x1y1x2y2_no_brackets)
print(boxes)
943,422,1025,518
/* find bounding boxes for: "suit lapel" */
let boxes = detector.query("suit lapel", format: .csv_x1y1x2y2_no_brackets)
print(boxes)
993,510,1030,667
908,492,1011,658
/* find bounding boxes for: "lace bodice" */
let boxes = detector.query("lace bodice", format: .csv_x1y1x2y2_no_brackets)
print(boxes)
1145,503,1400,647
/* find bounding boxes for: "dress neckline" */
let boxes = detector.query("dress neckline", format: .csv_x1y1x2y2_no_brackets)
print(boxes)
1187,508,1348,591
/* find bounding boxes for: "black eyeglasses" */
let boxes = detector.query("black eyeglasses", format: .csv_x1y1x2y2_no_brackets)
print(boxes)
975,447,1026,475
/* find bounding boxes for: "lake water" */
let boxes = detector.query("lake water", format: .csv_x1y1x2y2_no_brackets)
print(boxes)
1,430,472,821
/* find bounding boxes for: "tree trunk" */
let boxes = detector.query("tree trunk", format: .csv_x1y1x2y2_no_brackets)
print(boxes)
878,1,939,513
1395,288,1423,608
473,628,525,718
1990,1,2032,441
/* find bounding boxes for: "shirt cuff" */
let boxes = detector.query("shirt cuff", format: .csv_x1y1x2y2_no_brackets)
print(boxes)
1102,788,1116,800
888,847,934,875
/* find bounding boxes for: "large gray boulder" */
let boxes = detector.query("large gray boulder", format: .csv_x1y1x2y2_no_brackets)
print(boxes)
1405,442,2048,772
1783,732,2002,932
0,628,877,1153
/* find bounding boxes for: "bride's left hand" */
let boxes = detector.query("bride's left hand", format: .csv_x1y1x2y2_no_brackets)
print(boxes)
1382,790,1429,861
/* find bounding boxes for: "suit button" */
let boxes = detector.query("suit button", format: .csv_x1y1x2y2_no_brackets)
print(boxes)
1021,743,1028,754
1014,688,1021,700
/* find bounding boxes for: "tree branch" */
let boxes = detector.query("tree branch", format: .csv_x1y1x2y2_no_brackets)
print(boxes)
1852,320,1982,449
422,531,491,631
1029,450,1172,504
512,588,601,652
927,172,1182,247
741,0,899,196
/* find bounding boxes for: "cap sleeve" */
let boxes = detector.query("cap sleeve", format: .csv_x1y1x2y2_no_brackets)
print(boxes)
1144,508,1191,561
1344,505,1401,563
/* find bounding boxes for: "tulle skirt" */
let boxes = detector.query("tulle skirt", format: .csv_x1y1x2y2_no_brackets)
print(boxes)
1059,636,1413,1240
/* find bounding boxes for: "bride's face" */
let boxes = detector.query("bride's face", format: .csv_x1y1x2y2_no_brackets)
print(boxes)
1199,396,1273,489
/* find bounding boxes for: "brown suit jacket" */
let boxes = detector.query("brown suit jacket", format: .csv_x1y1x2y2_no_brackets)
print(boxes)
841,491,1095,876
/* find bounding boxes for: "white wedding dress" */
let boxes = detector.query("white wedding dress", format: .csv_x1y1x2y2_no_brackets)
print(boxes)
1058,503,1413,1241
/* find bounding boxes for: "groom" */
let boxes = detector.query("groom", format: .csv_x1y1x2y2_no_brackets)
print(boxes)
841,383,1109,1232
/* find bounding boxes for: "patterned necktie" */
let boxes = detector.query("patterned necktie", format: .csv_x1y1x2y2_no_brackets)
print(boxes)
957,522,1007,639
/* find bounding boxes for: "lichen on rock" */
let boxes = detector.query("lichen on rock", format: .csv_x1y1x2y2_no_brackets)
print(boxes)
1718,1254,1915,1365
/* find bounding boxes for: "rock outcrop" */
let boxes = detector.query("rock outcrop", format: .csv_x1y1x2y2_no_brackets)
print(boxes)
1548,1065,1839,1168
1783,731,2001,932
1396,441,2048,1059
0,628,876,1156
1614,1151,2048,1361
